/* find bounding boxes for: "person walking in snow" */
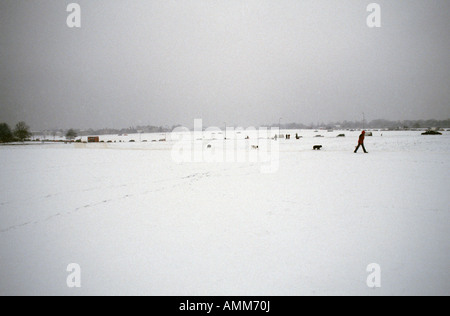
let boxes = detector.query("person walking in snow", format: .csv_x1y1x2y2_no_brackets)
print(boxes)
354,130,368,153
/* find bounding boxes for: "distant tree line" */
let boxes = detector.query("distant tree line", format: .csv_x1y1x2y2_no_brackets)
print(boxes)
0,122,32,143
77,125,177,136
4,118,449,143
50,120,450,136
38,125,178,139
276,119,450,130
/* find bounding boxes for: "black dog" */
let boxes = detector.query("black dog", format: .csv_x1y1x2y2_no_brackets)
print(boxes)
313,145,322,150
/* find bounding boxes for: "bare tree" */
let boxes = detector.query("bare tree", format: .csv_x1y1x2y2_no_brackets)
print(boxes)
14,121,31,142
66,129,78,140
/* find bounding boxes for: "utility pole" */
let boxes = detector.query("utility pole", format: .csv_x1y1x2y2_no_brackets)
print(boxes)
279,117,282,138
362,112,366,130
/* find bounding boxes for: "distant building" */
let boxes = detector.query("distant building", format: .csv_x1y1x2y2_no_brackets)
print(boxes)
88,136,100,143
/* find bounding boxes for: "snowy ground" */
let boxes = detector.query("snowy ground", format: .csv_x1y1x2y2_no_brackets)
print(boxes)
0,130,449,295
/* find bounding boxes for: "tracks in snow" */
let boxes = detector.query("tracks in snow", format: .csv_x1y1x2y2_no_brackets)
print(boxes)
0,170,223,234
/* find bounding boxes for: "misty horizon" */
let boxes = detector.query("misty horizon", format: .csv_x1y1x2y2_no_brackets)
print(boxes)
10,117,449,135
1,1,449,131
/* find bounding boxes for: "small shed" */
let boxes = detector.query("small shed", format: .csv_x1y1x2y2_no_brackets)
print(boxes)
88,136,100,143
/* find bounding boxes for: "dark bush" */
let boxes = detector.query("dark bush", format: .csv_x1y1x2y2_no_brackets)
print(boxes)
422,130,442,135
0,123,13,143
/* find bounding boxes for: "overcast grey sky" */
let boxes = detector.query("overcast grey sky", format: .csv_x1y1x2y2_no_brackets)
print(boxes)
0,0,449,130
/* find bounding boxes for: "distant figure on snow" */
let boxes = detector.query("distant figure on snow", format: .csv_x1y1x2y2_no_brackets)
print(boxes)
354,131,368,153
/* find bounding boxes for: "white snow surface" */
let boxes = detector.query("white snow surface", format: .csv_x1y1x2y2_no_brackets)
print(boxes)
0,130,449,295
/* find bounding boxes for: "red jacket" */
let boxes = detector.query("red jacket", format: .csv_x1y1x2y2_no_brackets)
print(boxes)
358,131,366,144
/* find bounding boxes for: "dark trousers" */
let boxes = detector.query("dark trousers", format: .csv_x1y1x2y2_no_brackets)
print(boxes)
354,143,367,153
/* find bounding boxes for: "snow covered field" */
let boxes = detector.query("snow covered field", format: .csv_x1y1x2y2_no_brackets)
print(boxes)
1,130,449,295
